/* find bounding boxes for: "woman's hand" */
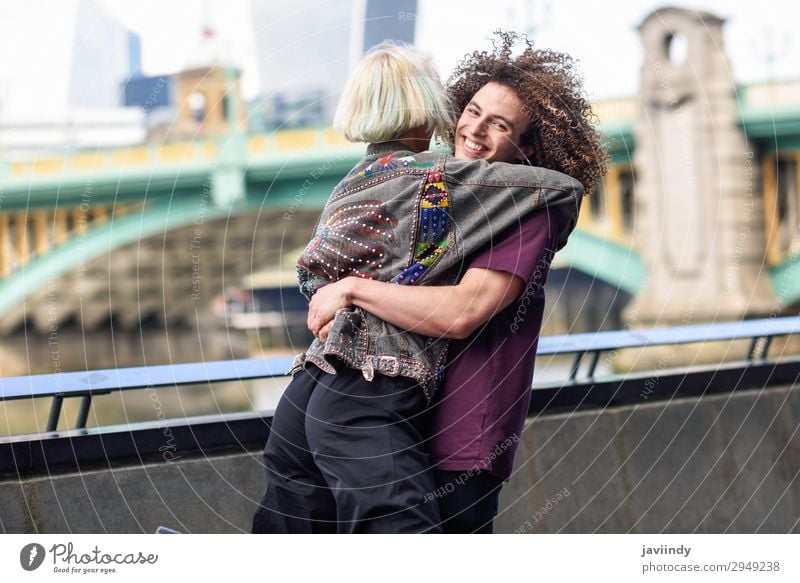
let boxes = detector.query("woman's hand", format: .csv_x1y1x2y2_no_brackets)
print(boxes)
317,321,334,342
307,278,355,338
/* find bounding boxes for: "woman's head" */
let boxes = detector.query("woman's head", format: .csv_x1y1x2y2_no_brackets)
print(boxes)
448,31,607,193
333,43,453,148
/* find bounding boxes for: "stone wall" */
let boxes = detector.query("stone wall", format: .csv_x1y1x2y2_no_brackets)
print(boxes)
2,384,797,533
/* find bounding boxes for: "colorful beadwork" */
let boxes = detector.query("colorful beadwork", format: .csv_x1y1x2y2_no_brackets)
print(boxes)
354,154,435,180
297,200,398,287
397,170,450,285
420,171,449,243
396,238,450,285
356,153,396,179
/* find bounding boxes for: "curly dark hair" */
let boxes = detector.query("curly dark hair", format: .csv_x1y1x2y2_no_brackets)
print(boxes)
447,31,607,194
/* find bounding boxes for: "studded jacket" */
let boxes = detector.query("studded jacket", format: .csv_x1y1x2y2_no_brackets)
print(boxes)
293,142,584,400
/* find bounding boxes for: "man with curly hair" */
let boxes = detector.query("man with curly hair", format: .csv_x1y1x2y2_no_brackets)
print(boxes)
308,32,606,533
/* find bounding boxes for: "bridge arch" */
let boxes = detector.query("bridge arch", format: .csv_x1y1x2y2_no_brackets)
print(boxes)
0,199,324,332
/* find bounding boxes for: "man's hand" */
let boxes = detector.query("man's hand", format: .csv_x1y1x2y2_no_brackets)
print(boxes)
307,278,355,337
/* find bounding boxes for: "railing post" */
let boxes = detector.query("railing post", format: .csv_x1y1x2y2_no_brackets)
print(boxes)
761,336,774,360
569,352,585,382
587,351,603,379
748,336,772,361
76,395,93,429
747,337,759,361
46,395,64,432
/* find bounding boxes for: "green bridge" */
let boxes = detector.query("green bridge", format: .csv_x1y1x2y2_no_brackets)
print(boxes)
0,80,799,333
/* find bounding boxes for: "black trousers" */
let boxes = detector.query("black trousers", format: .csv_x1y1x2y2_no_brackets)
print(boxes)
433,469,504,533
252,364,441,533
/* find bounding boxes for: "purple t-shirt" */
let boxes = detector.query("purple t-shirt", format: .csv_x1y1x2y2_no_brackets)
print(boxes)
429,209,557,480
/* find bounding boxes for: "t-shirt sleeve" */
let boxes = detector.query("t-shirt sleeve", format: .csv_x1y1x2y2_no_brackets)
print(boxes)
466,208,558,289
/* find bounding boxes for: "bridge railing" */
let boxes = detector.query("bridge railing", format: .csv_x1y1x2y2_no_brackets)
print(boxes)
2,316,799,477
538,316,800,382
1,316,798,435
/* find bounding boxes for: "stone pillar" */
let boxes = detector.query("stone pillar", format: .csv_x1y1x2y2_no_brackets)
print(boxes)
627,8,776,329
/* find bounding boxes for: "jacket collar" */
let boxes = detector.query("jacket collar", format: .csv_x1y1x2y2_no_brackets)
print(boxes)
366,141,415,157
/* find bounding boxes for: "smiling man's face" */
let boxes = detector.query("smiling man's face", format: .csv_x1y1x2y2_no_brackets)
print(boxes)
454,82,533,164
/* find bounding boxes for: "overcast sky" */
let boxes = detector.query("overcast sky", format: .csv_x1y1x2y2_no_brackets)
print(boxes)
0,0,797,116
417,0,799,99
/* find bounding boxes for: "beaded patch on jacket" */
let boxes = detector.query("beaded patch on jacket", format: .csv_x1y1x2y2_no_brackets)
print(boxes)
297,200,398,296
353,153,435,181
397,170,450,285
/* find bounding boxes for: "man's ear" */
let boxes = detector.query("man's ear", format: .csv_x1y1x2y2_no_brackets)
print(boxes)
517,145,535,163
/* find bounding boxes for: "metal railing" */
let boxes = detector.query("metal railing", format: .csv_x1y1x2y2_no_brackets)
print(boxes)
2,316,799,477
1,316,798,435
0,356,294,434
537,316,800,382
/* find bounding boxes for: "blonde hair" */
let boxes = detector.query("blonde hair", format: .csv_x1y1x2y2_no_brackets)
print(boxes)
333,43,453,144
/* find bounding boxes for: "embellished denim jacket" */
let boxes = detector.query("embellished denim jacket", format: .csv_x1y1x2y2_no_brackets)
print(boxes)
293,142,584,400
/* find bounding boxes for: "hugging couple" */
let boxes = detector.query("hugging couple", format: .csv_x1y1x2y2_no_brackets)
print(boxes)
252,31,606,534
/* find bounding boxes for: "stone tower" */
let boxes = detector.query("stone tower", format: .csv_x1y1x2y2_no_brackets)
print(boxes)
175,66,246,136
627,7,776,330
